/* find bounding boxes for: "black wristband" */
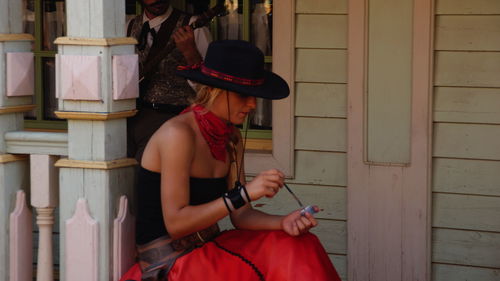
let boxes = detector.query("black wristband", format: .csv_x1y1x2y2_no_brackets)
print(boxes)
239,184,251,203
225,187,246,210
222,196,233,213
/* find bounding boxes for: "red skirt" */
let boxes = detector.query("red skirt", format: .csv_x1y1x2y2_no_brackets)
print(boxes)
120,229,341,281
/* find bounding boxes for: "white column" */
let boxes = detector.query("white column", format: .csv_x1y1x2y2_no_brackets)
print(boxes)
56,0,138,280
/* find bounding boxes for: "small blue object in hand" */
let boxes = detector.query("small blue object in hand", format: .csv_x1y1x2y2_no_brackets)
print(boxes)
300,205,317,216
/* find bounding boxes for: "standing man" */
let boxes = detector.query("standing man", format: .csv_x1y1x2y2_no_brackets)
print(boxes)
127,0,212,162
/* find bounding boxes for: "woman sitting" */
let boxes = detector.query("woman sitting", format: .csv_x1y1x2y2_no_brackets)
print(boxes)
121,40,341,281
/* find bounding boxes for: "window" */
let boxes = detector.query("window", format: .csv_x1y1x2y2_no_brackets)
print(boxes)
23,0,66,130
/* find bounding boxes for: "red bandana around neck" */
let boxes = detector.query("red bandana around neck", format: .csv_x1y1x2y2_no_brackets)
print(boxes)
181,104,234,162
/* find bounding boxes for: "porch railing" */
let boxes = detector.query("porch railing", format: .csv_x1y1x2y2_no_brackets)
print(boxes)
2,132,137,281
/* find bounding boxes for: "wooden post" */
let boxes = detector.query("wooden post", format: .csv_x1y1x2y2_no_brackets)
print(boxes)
56,0,138,280
0,0,35,280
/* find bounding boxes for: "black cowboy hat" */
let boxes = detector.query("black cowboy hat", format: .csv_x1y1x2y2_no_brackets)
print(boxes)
176,40,289,100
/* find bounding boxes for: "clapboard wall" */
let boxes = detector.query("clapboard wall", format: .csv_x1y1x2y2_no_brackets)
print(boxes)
251,0,349,279
432,0,500,280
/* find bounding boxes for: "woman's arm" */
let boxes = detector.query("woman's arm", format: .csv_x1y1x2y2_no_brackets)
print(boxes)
158,122,292,239
159,123,229,239
229,131,319,236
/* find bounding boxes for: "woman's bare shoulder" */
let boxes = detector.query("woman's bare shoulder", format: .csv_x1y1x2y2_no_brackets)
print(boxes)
142,114,196,171
153,114,195,141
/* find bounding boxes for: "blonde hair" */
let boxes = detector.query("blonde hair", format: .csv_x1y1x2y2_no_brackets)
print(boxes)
191,85,227,108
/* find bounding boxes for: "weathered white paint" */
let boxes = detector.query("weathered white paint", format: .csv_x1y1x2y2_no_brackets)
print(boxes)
433,193,500,232
295,117,346,152
4,131,68,156
432,228,500,268
366,0,413,164
59,55,102,100
112,55,139,100
433,263,500,281
295,49,347,83
295,83,346,118
5,52,34,96
295,15,347,49
66,0,126,38
347,0,433,281
432,158,500,196
327,255,346,281
436,0,500,15
66,199,98,281
433,87,500,124
113,196,136,281
68,119,127,161
434,51,500,87
435,15,500,51
291,151,346,186
296,0,347,14
9,191,32,281
433,123,500,160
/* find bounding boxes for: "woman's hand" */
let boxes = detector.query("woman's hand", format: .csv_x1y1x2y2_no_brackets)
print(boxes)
281,206,319,236
245,169,284,201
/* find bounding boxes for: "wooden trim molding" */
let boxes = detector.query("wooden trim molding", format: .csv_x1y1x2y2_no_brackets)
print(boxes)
54,110,137,120
246,139,272,151
0,105,37,114
55,158,137,170
0,154,28,164
0,33,35,42
54,37,138,46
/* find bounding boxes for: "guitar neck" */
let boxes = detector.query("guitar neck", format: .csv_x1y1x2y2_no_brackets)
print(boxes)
190,4,226,30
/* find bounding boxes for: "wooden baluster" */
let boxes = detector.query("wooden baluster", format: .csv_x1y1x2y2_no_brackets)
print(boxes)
30,155,59,281
36,207,55,281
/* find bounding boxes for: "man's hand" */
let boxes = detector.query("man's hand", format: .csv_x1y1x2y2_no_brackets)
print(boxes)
173,25,202,64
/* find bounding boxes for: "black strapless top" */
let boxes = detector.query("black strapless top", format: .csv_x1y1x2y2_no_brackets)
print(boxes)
135,167,227,245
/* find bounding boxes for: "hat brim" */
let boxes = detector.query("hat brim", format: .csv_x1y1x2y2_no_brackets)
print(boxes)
176,69,290,100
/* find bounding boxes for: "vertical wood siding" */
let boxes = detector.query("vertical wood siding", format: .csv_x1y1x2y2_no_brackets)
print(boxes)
432,1,500,279
292,0,348,279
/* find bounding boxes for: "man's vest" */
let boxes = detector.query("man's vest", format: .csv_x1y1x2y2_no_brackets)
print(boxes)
128,9,196,106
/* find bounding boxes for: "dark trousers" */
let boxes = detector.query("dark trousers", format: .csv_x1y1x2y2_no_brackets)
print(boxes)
127,108,178,163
